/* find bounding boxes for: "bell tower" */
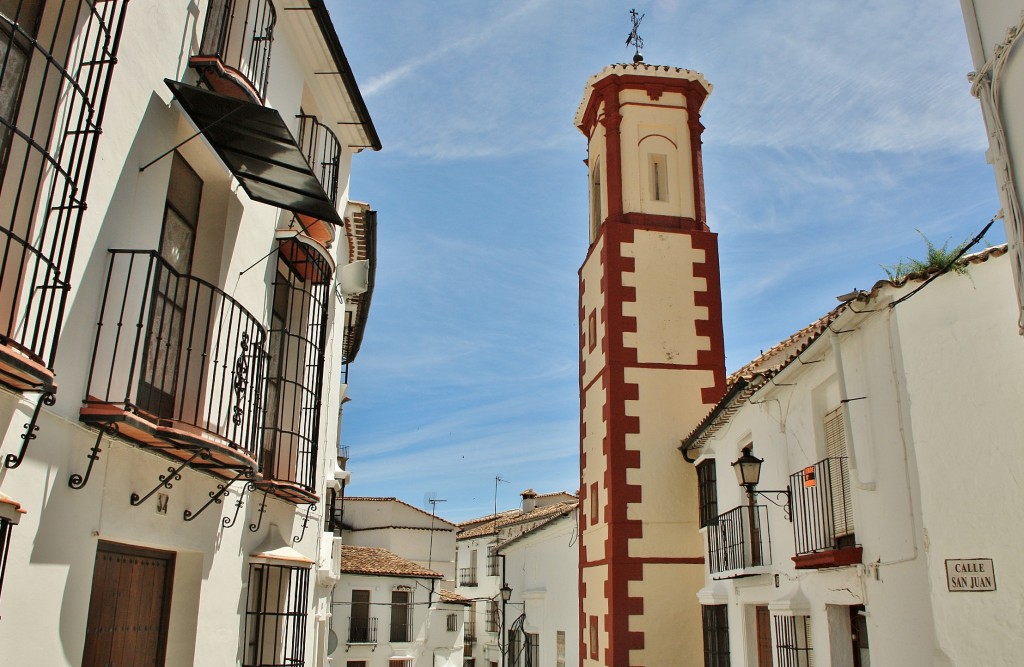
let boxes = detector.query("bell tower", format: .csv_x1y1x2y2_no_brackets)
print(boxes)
576,62,726,666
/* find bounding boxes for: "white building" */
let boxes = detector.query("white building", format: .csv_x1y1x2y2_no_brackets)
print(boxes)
333,544,468,667
0,1,380,665
682,247,1024,666
499,499,579,667
328,496,467,666
455,490,577,667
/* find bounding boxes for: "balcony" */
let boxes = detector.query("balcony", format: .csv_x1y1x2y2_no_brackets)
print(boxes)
348,617,377,644
458,567,478,587
255,238,332,504
706,504,771,578
0,0,129,395
790,456,861,569
191,0,276,103
80,250,268,479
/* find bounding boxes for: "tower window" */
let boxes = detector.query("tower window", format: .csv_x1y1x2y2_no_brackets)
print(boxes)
590,158,603,240
649,153,668,202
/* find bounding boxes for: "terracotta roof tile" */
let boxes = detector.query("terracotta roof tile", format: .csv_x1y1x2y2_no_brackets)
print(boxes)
340,545,443,579
438,589,472,605
457,501,579,540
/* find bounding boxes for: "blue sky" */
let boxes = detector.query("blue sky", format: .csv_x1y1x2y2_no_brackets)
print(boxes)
327,1,1003,523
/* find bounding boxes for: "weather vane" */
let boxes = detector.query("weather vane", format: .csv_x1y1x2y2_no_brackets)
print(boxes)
626,8,645,63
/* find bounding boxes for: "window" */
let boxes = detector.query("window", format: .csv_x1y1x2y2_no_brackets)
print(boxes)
487,545,499,576
0,0,42,168
466,601,477,641
525,633,539,667
349,590,375,643
390,590,412,643
702,605,730,667
590,158,602,239
697,459,719,528
556,631,566,667
242,562,310,667
824,407,854,543
388,660,412,667
447,613,458,632
508,630,522,667
347,662,367,667
588,310,597,352
649,153,668,201
486,600,499,633
590,482,599,526
0,0,129,388
262,235,333,496
589,615,599,659
137,152,203,418
775,615,813,667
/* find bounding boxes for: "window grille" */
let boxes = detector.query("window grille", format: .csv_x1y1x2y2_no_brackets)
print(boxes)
697,459,719,528
388,659,412,667
525,633,539,667
261,243,332,497
486,601,499,633
701,604,730,666
242,562,309,666
447,613,458,632
774,615,814,667
0,0,129,390
556,630,566,667
193,0,276,102
508,630,522,667
487,545,499,576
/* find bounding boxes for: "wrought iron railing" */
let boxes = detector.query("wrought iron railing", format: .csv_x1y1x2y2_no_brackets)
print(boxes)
83,250,268,459
458,567,478,587
789,456,855,555
706,504,771,574
261,241,331,494
348,616,377,644
195,0,276,102
0,0,129,390
243,562,309,667
297,114,341,206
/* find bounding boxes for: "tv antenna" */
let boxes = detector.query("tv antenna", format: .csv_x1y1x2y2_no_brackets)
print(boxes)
626,9,645,63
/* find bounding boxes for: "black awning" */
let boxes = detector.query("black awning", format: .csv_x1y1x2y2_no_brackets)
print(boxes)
165,79,342,225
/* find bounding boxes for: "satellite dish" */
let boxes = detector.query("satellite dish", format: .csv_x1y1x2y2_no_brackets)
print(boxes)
327,628,339,654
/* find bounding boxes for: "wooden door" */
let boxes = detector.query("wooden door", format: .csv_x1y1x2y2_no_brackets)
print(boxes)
82,541,175,667
755,605,773,667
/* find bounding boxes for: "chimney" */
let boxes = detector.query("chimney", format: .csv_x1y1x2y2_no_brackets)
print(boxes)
521,489,537,513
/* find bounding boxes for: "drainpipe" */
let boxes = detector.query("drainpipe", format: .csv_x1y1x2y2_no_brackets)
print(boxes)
829,330,874,491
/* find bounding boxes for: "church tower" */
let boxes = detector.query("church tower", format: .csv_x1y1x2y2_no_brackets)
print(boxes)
576,62,726,666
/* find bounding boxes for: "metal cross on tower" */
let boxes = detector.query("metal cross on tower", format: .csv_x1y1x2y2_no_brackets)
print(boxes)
626,8,645,63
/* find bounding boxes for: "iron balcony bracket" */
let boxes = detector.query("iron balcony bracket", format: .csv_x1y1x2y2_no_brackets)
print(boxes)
223,481,257,528
68,423,117,490
183,467,254,522
249,490,269,532
292,503,317,544
129,449,209,507
4,391,56,469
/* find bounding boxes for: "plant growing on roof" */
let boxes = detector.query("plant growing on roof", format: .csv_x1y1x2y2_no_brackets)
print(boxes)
882,230,971,281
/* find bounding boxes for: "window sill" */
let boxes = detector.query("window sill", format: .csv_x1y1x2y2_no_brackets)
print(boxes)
792,546,862,570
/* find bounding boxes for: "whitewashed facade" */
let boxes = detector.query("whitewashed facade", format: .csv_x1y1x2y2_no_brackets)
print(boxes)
683,248,1024,666
455,490,577,667
0,1,379,665
961,0,1024,332
499,504,579,667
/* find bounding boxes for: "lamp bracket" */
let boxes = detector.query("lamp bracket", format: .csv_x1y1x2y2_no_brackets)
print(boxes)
750,487,792,521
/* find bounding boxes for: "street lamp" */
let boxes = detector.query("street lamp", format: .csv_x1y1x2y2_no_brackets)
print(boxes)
731,448,792,520
499,553,512,667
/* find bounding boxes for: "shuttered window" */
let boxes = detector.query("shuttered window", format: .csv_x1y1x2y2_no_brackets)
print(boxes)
824,407,854,538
